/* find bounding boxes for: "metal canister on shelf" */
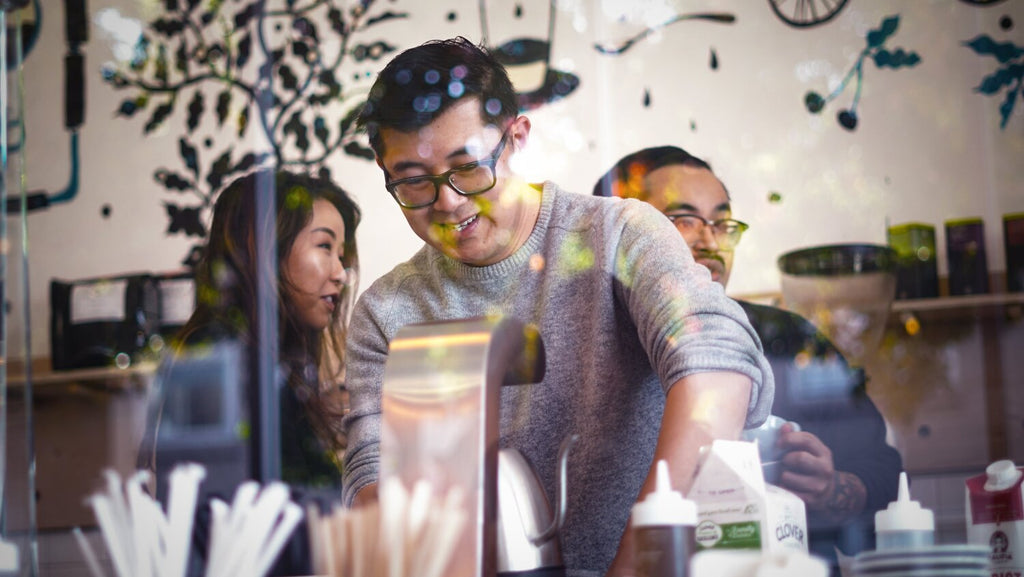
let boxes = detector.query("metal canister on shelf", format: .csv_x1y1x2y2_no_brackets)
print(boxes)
945,218,990,296
887,222,939,299
1004,213,1024,293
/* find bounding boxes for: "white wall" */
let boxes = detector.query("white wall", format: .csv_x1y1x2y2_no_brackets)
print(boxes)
5,0,1024,359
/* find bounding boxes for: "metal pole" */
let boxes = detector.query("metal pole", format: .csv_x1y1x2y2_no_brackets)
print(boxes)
253,167,280,483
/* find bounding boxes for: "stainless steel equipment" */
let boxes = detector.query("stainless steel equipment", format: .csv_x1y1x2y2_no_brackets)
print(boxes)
497,434,577,575
380,316,553,577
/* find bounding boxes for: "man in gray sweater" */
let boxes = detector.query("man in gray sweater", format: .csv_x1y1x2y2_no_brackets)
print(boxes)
341,37,774,576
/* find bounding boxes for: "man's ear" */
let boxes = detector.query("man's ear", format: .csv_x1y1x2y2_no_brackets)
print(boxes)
509,115,531,153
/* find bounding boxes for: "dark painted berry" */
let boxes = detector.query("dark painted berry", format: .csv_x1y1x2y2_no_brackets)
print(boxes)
838,109,858,130
805,91,825,113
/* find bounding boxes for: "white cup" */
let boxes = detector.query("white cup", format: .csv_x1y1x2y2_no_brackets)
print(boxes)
741,415,801,484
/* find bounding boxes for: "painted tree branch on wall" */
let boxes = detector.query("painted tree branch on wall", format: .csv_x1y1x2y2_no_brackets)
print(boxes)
965,34,1024,130
803,15,921,132
102,0,407,266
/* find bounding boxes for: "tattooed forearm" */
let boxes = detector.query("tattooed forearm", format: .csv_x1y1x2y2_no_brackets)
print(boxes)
821,471,868,524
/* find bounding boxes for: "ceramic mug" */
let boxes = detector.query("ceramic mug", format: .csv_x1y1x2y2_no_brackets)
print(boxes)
741,415,801,484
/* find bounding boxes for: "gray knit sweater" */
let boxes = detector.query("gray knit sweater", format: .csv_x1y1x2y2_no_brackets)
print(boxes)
342,181,773,576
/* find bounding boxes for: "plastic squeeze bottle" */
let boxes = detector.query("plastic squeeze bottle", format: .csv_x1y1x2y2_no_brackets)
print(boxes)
632,460,699,577
966,459,1024,577
874,471,935,550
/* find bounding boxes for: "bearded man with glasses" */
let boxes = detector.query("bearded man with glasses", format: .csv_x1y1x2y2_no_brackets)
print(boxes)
342,38,775,577
594,146,902,577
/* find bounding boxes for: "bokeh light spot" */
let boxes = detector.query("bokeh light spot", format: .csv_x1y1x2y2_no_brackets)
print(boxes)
794,351,811,369
529,253,545,271
903,315,920,336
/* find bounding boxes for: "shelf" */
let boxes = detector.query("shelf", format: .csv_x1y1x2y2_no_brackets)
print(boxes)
891,291,1024,320
2,357,157,393
731,290,1024,323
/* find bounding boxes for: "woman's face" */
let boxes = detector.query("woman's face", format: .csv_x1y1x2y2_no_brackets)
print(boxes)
282,198,349,332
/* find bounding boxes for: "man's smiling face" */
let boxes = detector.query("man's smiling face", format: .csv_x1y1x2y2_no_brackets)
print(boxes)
377,98,535,266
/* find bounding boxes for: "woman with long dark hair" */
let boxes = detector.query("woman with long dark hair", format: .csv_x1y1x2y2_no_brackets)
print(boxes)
137,168,361,575
142,168,361,478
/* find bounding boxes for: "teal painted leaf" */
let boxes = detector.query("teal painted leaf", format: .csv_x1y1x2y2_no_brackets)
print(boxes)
313,116,329,146
999,86,1018,129
365,11,409,27
866,15,899,49
874,47,920,69
186,91,204,133
279,64,298,91
206,149,234,191
131,36,150,71
343,141,375,160
338,105,362,137
154,169,192,191
155,45,169,85
151,18,185,36
284,112,309,153
964,35,1024,64
234,152,268,173
237,34,252,68
977,67,1015,95
165,203,205,237
216,90,231,126
328,8,345,35
179,138,199,178
234,3,260,29
117,98,140,117
237,106,249,138
144,100,174,134
175,43,187,73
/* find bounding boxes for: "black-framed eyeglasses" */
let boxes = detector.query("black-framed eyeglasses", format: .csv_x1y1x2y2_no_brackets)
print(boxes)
665,212,749,250
384,129,509,209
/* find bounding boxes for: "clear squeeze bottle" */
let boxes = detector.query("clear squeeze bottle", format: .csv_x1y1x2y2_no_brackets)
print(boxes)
632,460,698,577
875,471,935,550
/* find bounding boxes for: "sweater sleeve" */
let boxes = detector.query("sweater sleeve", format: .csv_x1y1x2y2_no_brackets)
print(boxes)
612,199,774,427
340,290,389,506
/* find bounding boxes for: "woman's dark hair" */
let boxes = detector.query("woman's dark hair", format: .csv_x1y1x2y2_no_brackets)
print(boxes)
178,169,361,455
592,145,714,199
357,36,519,157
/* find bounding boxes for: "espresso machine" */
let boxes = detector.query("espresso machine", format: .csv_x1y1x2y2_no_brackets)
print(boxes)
380,316,573,577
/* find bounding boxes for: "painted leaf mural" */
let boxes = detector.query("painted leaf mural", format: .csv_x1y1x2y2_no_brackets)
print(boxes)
964,34,1024,129
101,0,408,266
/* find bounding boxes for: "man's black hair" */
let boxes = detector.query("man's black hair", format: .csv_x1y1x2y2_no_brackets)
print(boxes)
356,36,519,157
592,145,713,199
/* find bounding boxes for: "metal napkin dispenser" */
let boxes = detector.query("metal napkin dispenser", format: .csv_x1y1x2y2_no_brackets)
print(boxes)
380,316,550,577
50,273,161,370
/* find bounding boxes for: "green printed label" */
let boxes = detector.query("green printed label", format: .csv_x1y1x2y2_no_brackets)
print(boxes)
695,520,761,550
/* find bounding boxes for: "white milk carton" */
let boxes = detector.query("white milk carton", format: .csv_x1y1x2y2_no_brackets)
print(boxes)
689,440,808,554
966,460,1024,577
